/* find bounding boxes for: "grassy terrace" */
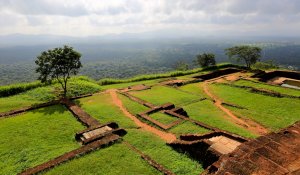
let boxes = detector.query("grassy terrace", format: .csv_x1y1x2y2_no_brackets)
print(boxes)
183,100,256,138
129,85,200,106
0,78,101,113
0,105,84,175
44,143,161,175
124,129,204,175
233,79,300,97
119,93,210,136
0,87,55,113
149,112,179,125
100,79,160,90
178,82,206,97
74,93,137,129
69,92,205,174
209,83,300,131
169,121,210,135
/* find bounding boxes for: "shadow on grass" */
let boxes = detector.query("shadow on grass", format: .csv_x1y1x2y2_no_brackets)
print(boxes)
30,104,66,115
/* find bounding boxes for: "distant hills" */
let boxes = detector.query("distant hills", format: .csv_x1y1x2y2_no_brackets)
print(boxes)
0,33,300,85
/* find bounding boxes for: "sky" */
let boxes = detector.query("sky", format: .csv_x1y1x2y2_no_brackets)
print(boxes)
0,0,300,37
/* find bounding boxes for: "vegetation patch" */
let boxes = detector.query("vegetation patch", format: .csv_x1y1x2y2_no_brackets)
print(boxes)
74,93,137,129
129,86,199,106
0,105,84,175
117,94,150,114
168,121,210,136
0,86,56,113
98,64,240,86
0,77,101,113
43,143,161,175
233,79,300,97
178,82,206,97
123,129,204,175
149,112,179,125
209,83,300,131
183,100,256,138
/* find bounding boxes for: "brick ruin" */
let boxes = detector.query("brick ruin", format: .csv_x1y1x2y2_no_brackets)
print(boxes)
168,131,248,168
252,70,300,82
193,68,242,81
204,121,300,175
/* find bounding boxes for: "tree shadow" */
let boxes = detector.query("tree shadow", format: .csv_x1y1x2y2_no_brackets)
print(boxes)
30,103,65,115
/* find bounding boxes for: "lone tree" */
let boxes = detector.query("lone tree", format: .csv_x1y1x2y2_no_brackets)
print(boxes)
35,45,82,97
195,53,216,67
225,45,262,68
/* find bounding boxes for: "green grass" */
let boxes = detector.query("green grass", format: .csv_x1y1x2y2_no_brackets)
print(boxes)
183,100,256,138
74,93,137,129
169,121,210,136
124,129,204,175
0,77,101,113
129,86,200,106
43,143,161,175
178,82,206,97
233,79,300,97
100,79,160,90
149,112,179,125
0,105,84,175
210,83,300,131
98,63,241,86
0,87,56,113
118,94,149,114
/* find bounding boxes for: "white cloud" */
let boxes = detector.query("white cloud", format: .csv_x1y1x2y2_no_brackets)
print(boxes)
0,0,299,36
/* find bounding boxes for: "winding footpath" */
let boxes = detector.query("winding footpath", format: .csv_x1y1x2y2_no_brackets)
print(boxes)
202,82,268,135
108,89,177,143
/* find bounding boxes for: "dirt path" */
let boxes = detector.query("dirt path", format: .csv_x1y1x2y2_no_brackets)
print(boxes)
108,89,177,143
202,82,268,135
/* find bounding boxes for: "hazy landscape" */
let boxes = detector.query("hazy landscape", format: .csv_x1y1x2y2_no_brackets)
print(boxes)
1,1,300,175
1,34,300,85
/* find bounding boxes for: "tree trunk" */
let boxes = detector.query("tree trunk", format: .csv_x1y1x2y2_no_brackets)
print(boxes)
63,78,67,98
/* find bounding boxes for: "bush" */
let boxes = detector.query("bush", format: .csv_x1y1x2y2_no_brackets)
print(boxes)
0,81,45,97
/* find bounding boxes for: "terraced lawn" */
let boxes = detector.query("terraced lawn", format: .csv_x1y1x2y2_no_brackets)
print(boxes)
178,82,206,97
183,100,256,138
100,79,160,90
0,105,84,175
43,143,161,175
129,86,200,106
233,79,300,97
149,112,179,125
0,87,55,113
74,93,137,129
124,129,204,175
169,121,210,136
118,93,150,114
209,83,300,131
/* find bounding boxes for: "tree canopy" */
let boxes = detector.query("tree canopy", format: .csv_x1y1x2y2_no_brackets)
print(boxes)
225,45,262,68
195,53,216,67
35,45,82,97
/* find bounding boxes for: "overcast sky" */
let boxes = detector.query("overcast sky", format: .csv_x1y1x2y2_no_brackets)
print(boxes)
0,0,300,37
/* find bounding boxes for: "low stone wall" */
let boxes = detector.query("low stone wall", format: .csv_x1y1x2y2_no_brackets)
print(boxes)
62,99,100,127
